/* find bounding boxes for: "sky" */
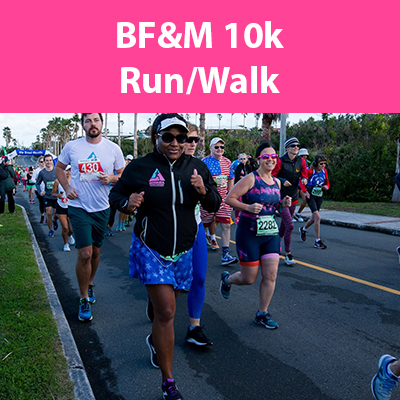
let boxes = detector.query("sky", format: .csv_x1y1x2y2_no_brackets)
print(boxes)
0,113,325,149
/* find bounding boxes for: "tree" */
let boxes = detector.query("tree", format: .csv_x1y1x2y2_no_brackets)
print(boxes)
217,114,223,129
2,127,12,149
254,113,261,128
198,113,206,158
241,113,248,127
230,113,235,129
117,113,121,147
262,113,281,141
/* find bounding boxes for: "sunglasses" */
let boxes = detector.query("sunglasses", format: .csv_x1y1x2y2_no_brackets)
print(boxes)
289,144,300,148
258,154,278,160
159,132,187,144
186,136,200,144
214,145,224,150
39,160,44,163
239,158,247,161
319,162,327,166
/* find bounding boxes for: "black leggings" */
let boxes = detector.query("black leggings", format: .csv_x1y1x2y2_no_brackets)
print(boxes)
36,191,45,214
0,190,15,213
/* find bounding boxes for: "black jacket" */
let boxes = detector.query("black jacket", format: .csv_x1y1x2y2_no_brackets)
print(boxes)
109,150,221,257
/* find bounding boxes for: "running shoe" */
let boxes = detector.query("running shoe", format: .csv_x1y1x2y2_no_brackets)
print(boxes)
48,230,55,238
220,271,231,299
105,227,114,237
254,311,279,329
125,220,130,227
53,219,58,231
88,285,96,304
185,326,213,346
294,212,304,222
78,298,93,322
40,215,45,224
292,217,297,223
314,240,327,249
32,200,35,204
146,334,159,369
68,235,75,246
211,239,220,251
396,246,400,265
206,235,212,246
221,253,238,266
63,243,70,252
162,378,184,400
371,354,398,400
284,254,296,266
146,295,154,322
299,226,307,241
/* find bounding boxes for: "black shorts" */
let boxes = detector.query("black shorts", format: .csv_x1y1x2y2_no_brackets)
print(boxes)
55,203,68,216
306,194,323,213
44,198,57,209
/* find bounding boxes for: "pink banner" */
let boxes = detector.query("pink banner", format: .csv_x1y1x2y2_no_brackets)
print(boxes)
0,0,399,111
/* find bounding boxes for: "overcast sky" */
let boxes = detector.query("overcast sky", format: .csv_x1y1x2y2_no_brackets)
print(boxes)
0,113,325,149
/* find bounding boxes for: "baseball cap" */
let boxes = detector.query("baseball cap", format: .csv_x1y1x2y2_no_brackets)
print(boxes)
154,115,189,134
125,154,133,161
66,165,71,171
210,137,225,147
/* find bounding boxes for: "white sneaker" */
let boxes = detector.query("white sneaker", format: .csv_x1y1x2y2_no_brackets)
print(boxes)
68,235,75,246
63,243,71,252
294,213,304,222
284,254,296,266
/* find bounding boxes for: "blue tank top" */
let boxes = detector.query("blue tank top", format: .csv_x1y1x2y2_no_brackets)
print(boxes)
307,169,325,188
242,171,281,216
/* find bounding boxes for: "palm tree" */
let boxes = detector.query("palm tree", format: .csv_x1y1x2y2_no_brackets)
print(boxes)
230,113,235,129
217,114,223,129
254,113,261,128
241,113,248,127
117,113,121,147
198,113,206,158
2,127,12,149
104,113,108,138
262,113,281,141
133,113,138,158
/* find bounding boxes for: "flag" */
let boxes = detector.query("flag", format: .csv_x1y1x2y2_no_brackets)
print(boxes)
2,146,7,156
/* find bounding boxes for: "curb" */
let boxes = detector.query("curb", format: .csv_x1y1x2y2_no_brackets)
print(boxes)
19,204,95,400
302,216,400,236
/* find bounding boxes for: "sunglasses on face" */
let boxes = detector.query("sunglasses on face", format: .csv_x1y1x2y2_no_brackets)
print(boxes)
39,160,44,163
319,162,327,166
214,145,224,150
186,136,199,144
289,144,300,148
239,158,247,161
159,131,187,144
258,154,278,160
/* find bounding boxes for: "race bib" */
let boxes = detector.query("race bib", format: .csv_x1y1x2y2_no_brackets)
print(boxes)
312,187,323,197
215,174,228,187
79,158,101,182
256,215,279,236
46,181,54,190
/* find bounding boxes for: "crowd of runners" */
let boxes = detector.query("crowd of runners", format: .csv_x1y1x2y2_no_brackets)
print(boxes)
0,113,398,400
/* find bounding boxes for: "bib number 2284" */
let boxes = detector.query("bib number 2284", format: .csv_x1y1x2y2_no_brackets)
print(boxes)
256,215,278,236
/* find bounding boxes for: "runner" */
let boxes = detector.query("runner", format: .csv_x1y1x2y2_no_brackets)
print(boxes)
35,154,58,238
293,148,311,222
109,113,221,400
184,123,213,346
0,156,17,214
200,137,238,265
26,167,35,203
51,166,75,252
272,137,308,266
299,154,330,249
222,142,291,329
32,156,46,223
55,113,125,322
21,168,28,192
371,354,400,399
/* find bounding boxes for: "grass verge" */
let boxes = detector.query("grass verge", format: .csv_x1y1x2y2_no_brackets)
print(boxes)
0,208,75,400
321,200,400,218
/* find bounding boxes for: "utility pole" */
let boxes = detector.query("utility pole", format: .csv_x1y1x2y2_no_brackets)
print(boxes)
392,137,400,202
133,113,138,159
104,113,108,138
279,113,287,156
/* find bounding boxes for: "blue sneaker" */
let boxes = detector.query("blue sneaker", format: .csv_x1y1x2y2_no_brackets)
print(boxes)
88,285,96,304
254,311,279,329
221,253,238,266
78,298,93,322
371,354,399,400
162,378,183,400
219,271,231,299
48,230,55,238
53,219,58,231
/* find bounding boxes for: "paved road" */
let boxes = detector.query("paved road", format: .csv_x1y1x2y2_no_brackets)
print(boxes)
16,189,400,400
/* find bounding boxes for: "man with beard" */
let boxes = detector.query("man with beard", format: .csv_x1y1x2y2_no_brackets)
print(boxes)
55,113,125,322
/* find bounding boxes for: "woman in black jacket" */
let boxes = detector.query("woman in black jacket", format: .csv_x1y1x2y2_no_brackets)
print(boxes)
110,113,221,400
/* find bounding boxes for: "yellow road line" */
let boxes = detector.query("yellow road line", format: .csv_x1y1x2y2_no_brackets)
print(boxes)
215,236,400,296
